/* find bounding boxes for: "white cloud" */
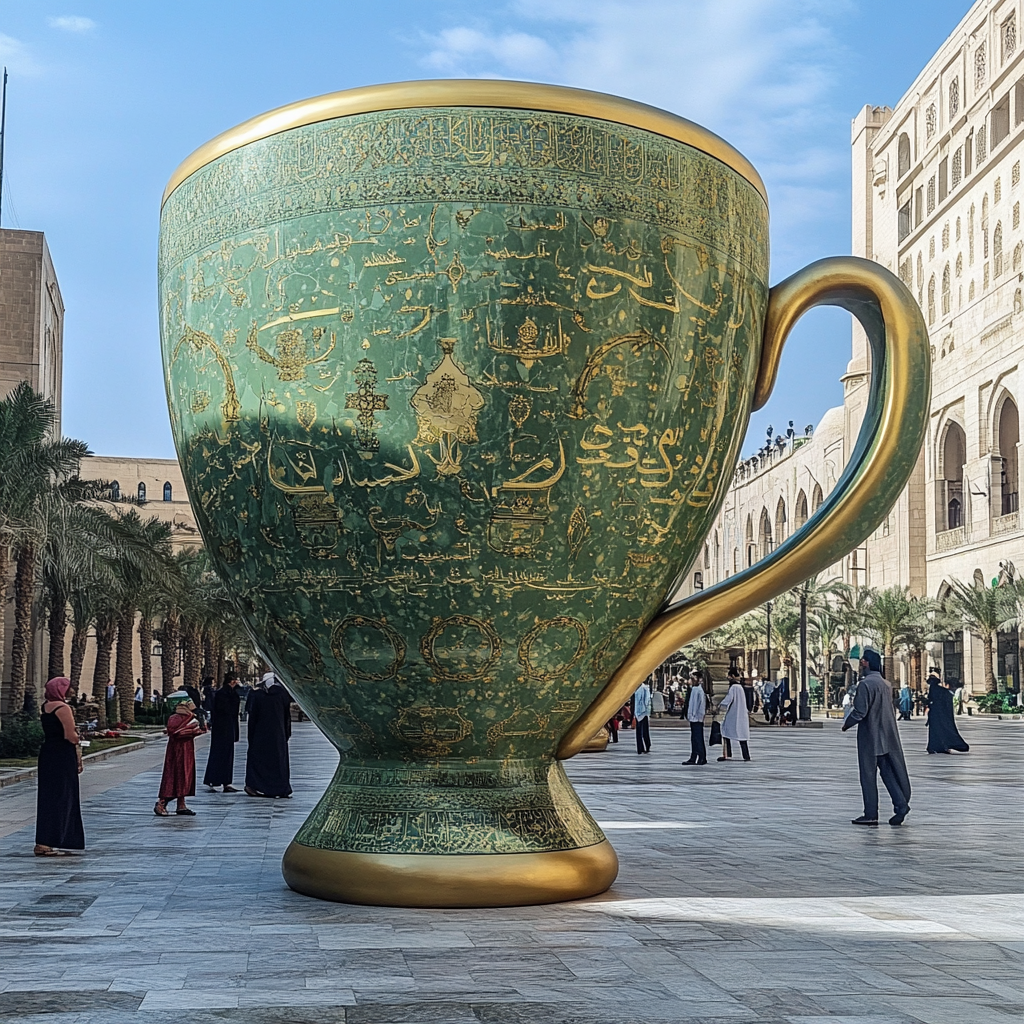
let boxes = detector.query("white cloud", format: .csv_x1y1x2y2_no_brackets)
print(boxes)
48,15,97,33
0,33,42,76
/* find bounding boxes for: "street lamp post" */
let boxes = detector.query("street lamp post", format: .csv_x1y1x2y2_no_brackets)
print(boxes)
799,589,811,720
765,600,773,686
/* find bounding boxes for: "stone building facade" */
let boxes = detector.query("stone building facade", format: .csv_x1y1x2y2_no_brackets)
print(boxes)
696,0,1023,695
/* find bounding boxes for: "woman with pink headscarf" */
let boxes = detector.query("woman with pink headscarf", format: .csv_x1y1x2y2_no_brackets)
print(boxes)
35,677,84,856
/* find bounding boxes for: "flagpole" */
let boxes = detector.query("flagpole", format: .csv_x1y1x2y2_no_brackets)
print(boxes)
0,67,8,228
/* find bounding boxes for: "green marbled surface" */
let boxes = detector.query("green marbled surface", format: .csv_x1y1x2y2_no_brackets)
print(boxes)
159,105,769,855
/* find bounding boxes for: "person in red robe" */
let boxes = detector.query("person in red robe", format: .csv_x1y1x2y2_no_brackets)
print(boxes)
155,691,206,816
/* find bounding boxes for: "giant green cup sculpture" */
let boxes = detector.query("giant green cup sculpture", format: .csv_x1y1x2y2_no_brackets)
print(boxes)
159,81,930,906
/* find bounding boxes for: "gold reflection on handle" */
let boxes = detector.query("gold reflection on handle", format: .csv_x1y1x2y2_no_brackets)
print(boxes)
558,256,930,759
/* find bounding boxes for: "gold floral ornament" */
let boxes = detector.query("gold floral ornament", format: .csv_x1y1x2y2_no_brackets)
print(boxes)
411,338,484,477
246,322,337,382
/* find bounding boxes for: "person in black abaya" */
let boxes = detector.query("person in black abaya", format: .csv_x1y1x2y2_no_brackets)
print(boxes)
926,677,969,754
203,673,241,792
245,672,293,798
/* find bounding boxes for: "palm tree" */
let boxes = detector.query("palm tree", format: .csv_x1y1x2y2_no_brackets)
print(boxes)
0,383,89,720
834,583,875,657
942,579,1014,693
808,603,844,701
863,586,916,682
722,611,767,679
770,596,801,688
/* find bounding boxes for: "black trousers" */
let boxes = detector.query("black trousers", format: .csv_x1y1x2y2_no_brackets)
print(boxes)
635,716,651,753
723,738,750,760
860,752,910,819
606,717,618,742
688,721,706,762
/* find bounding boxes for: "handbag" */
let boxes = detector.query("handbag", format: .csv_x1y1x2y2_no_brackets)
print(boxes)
709,718,722,746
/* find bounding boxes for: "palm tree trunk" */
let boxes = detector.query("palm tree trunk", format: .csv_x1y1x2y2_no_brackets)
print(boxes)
183,622,202,691
0,542,7,727
884,641,895,685
9,542,36,715
138,615,153,702
69,625,88,699
92,613,116,729
202,627,216,682
160,612,180,695
984,631,997,693
47,591,68,681
114,606,136,726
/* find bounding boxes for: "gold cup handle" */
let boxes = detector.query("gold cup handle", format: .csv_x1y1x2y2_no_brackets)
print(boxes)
558,256,931,759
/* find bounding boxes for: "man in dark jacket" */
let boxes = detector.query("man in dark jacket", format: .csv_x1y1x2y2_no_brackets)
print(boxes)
842,648,911,826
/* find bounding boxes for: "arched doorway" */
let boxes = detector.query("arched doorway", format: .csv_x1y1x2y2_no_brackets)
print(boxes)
758,507,773,560
997,396,1019,515
942,422,966,529
794,490,809,529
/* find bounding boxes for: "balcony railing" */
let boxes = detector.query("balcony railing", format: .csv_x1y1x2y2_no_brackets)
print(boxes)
992,511,1019,537
935,526,967,552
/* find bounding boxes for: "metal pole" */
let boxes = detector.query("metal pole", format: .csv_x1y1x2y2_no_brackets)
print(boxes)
0,67,8,228
799,589,811,720
765,601,772,685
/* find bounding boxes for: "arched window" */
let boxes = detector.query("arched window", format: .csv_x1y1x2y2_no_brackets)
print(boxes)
927,275,936,324
1015,241,1024,272
745,514,755,568
163,481,173,502
110,480,120,501
774,497,787,545
941,264,951,316
956,252,963,278
998,397,1019,515
975,43,987,92
949,76,960,119
969,204,975,264
994,222,1004,276
137,481,147,502
978,124,988,165
941,422,966,531
794,490,809,529
897,133,911,177
758,507,773,560
925,104,937,140
811,483,824,513
916,253,924,304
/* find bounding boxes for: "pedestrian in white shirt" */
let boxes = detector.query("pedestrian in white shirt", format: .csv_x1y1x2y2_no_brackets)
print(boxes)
633,682,652,754
717,681,751,761
651,687,666,718
682,672,707,765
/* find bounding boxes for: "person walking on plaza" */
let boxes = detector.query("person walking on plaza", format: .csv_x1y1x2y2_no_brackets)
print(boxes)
717,677,751,761
633,681,652,755
651,686,666,719
605,712,619,742
682,672,708,765
842,648,911,826
245,672,293,798
34,677,85,857
203,673,242,791
926,674,969,754
155,691,206,816
898,683,913,720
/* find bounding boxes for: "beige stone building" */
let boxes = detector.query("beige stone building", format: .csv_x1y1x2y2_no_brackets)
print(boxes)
696,0,1023,695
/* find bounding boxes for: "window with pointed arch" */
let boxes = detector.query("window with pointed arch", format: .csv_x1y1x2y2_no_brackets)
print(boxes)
994,222,1004,276
975,42,987,92
949,77,960,119
928,275,936,324
110,480,120,500
997,396,1019,515
795,490,809,529
941,264,951,316
137,481,147,502
163,481,173,502
897,133,911,177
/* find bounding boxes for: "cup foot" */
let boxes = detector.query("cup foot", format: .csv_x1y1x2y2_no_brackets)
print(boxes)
282,839,618,907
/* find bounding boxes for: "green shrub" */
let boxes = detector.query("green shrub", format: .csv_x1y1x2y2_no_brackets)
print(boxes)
0,715,45,759
974,693,1021,714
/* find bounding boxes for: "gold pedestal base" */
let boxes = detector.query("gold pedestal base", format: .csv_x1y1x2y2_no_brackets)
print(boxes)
282,839,618,908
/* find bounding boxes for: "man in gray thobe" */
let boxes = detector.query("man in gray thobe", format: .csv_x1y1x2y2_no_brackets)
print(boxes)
841,648,911,826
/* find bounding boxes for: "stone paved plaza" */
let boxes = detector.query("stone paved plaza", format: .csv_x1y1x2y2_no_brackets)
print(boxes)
0,715,1021,1024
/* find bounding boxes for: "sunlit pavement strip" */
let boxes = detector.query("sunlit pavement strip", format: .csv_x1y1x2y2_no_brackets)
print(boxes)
0,716,1021,1024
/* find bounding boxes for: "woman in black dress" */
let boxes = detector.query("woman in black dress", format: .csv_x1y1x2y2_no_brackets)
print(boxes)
35,677,85,856
245,673,293,798
926,677,970,753
203,673,241,792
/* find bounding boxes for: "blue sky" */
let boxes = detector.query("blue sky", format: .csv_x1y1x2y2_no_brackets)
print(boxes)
0,0,972,458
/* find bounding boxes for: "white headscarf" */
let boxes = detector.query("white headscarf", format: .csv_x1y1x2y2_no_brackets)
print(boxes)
260,672,279,688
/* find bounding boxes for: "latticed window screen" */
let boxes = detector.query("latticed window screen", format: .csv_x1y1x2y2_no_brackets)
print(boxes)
928,276,936,323
942,264,951,315
927,176,937,214
976,43,987,90
929,236,936,260
995,177,1003,203
978,125,988,164
952,148,963,188
926,104,937,139
1003,13,1017,63
995,222,1004,275
899,258,913,286
956,252,963,277
942,222,950,249
1014,161,1022,186
1015,201,1021,229
956,216,962,240
969,205,976,263
949,77,960,119
1015,241,1023,272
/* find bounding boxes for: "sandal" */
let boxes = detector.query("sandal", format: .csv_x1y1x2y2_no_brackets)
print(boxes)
222,786,239,793
175,808,197,816
153,802,170,817
34,845,69,857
